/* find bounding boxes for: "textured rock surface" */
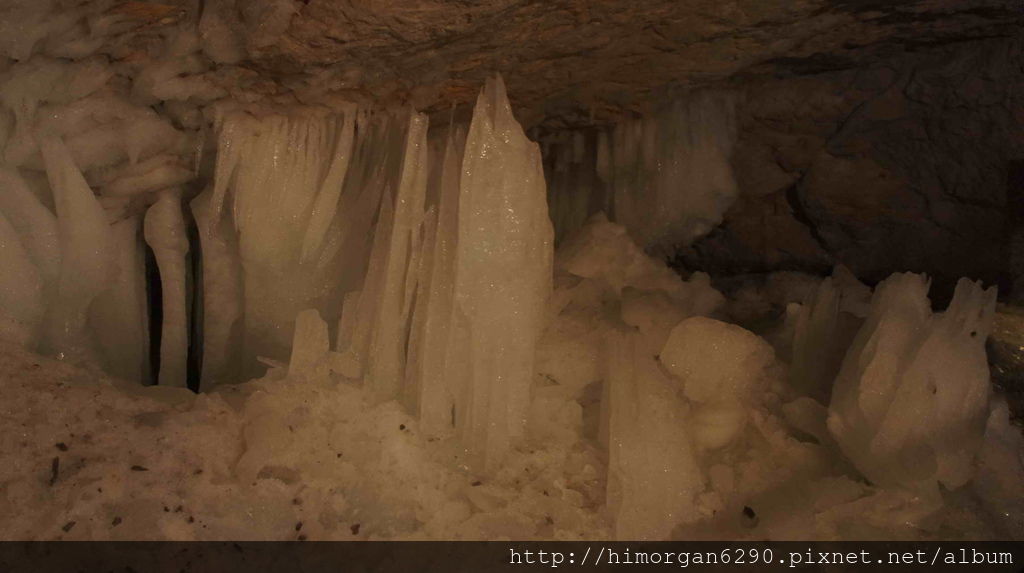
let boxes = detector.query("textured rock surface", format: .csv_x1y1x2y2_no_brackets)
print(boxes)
244,0,1023,127
18,0,1017,127
681,37,1023,302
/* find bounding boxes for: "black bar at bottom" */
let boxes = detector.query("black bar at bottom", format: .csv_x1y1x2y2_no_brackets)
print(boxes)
0,541,1021,572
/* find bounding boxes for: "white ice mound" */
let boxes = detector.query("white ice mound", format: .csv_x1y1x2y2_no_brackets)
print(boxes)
661,316,775,406
538,214,724,396
828,273,997,490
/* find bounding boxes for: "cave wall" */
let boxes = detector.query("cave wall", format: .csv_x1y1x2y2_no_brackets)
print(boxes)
680,37,1023,302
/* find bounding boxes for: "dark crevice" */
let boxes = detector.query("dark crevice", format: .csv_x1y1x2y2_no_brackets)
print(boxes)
144,243,162,388
785,179,832,255
185,203,204,394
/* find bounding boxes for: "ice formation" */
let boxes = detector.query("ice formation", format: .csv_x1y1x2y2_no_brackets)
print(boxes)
544,91,738,250
144,189,189,387
828,274,998,491
449,76,553,471
0,8,1021,540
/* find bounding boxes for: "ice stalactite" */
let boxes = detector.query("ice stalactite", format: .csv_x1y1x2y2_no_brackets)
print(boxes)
828,273,997,490
451,76,554,472
544,132,605,245
208,108,359,375
544,91,738,250
144,189,190,387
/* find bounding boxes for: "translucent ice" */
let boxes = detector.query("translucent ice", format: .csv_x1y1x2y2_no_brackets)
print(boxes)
544,91,738,249
605,329,702,540
366,111,429,402
404,128,464,436
38,135,113,362
144,189,190,387
828,273,997,490
452,76,553,472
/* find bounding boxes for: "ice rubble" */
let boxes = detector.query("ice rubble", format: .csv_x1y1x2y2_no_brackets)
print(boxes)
544,91,738,250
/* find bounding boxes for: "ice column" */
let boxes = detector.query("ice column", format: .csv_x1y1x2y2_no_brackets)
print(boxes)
404,128,465,436
39,135,113,362
828,273,997,490
144,189,189,387
452,76,554,471
190,188,244,389
365,112,429,402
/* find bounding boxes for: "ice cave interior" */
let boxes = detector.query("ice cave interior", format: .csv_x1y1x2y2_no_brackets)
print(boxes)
0,0,1023,541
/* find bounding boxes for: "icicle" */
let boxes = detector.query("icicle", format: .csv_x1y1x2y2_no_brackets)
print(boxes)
300,105,356,263
144,188,189,387
453,75,554,471
39,135,113,361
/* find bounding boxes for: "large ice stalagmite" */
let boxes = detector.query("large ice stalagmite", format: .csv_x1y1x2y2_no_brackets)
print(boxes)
38,135,113,361
828,273,997,490
453,76,554,471
144,189,190,387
